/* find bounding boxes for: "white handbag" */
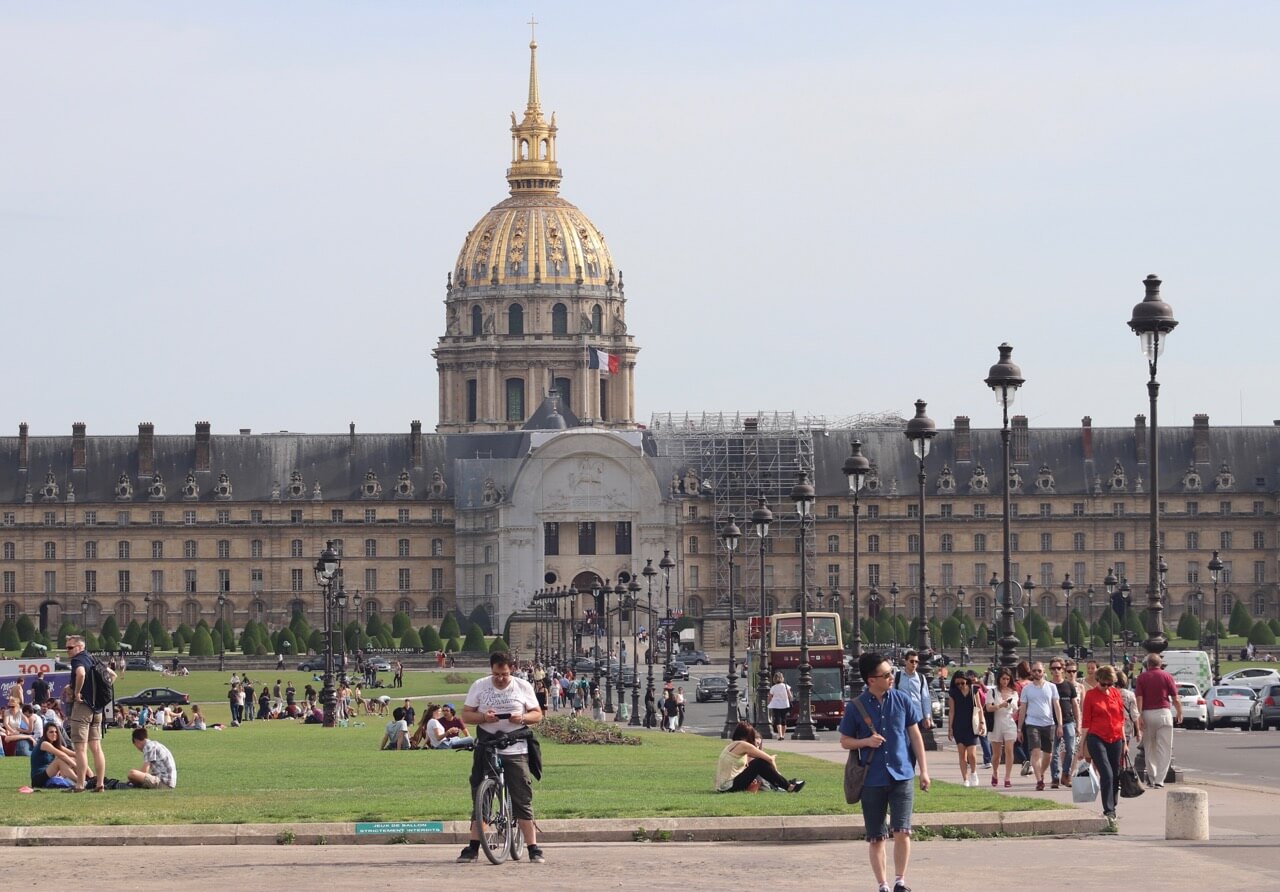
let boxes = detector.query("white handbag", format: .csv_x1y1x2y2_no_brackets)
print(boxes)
1072,761,1100,804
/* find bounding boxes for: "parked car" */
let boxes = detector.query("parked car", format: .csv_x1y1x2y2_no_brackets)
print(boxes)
365,657,392,672
115,687,191,708
695,675,730,702
1205,685,1263,730
1260,683,1280,730
569,656,597,674
1177,682,1208,729
681,650,711,665
663,660,690,681
1218,667,1280,692
125,657,164,672
297,657,326,672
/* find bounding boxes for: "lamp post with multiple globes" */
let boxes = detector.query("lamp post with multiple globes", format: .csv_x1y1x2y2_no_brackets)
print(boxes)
903,400,937,656
751,497,774,738
985,343,1025,669
789,470,817,740
720,514,742,737
841,441,872,697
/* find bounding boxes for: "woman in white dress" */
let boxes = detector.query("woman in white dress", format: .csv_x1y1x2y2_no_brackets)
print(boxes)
986,668,1020,787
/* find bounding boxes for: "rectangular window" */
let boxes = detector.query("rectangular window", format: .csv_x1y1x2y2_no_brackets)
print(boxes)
866,505,880,519
117,511,130,526
185,570,197,593
1073,561,1087,585
1114,532,1125,551
365,568,377,591
483,545,493,563
689,565,699,589
251,568,264,592
1040,563,1054,587
907,563,920,588
484,573,494,597
466,379,478,423
41,511,55,526
1187,561,1200,584
398,508,410,523
1186,531,1199,550
430,508,444,524
973,504,986,518
940,563,954,587
251,509,263,524
398,568,410,591
431,568,444,591
365,509,377,524
827,564,840,588
151,569,163,593
1010,561,1020,583
44,541,57,559
544,522,559,556
218,569,231,592
291,539,303,558
1010,533,1019,552
365,538,377,558
867,564,881,587
1187,501,1199,516
826,504,839,518
907,504,919,519
216,509,230,524
3,512,15,526
1073,532,1086,551
1039,503,1052,517
615,521,632,555
1220,501,1232,516
1010,503,1020,518
398,538,410,558
148,510,163,525
578,522,596,555
118,570,131,593
290,509,303,524
1221,561,1232,584
1255,531,1266,550
1255,561,1266,584
974,563,987,587
939,503,952,518
331,509,344,523
44,570,56,594
117,541,130,559
867,535,880,553
1159,530,1166,549
1112,502,1125,517
974,533,987,552
291,569,304,592
184,510,197,525
1254,500,1265,516
1072,503,1085,517
218,540,231,559
1220,530,1232,550
1040,532,1052,552
827,535,841,554
1113,560,1125,581
251,539,264,558
2,571,14,593
688,505,699,520
84,570,97,593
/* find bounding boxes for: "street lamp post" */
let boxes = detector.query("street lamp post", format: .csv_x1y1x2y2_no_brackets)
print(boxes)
842,441,871,697
660,550,675,679
590,578,603,703
641,561,658,728
986,343,1025,669
904,400,937,656
313,540,341,728
611,579,626,721
1128,274,1178,654
1085,586,1096,661
217,592,227,672
751,497,774,738
626,579,642,726
890,582,901,651
1061,573,1075,658
1119,577,1133,662
720,514,742,737
1105,568,1119,665
1023,575,1037,662
1208,550,1224,682
790,469,817,740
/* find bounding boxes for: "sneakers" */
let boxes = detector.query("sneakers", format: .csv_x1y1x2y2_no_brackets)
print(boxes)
1021,760,1032,776
788,779,806,793
1051,779,1060,789
456,845,479,864
527,845,546,864
893,882,912,892
1035,780,1045,791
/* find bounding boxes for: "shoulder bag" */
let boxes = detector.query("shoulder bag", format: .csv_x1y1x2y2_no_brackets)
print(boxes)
844,697,875,804
1118,751,1145,798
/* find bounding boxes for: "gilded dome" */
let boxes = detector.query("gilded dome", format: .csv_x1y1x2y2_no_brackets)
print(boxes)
455,195,615,289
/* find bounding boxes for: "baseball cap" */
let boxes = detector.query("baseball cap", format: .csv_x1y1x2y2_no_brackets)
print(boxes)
444,703,456,710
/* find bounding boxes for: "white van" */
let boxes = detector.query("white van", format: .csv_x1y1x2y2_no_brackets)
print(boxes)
1161,649,1213,696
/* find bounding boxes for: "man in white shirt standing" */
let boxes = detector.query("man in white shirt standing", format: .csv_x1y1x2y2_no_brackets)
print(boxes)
1015,661,1063,791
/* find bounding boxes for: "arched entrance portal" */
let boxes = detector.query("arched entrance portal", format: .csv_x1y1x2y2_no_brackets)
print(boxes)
571,571,604,658
39,600,61,636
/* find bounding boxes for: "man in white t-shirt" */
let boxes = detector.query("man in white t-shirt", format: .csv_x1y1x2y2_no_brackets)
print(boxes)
1015,661,1063,790
457,651,545,865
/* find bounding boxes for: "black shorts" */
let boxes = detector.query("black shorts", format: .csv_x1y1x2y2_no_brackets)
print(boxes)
470,750,535,821
1024,723,1054,752
770,708,790,726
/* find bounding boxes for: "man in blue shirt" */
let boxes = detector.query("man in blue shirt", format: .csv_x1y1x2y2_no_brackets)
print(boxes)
841,651,931,892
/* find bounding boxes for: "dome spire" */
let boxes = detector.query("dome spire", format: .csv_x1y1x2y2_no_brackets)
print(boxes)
507,24,562,195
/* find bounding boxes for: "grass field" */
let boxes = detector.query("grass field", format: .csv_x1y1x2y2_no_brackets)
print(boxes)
7,675,1061,826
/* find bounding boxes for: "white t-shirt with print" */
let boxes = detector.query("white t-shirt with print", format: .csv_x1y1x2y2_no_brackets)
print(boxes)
464,674,539,755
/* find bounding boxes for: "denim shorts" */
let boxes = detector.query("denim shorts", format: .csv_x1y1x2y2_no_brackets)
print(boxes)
860,778,914,841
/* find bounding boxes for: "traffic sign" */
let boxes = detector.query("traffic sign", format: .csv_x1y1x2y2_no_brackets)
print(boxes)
993,580,1024,605
659,618,676,628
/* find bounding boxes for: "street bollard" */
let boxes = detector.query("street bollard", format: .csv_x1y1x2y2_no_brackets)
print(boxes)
1165,788,1209,840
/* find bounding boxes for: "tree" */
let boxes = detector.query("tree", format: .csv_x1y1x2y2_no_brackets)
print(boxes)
57,619,76,648
1228,601,1253,637
1123,607,1146,641
1270,619,1280,637
1176,611,1202,643
0,619,20,650
488,636,510,653
462,623,488,652
148,617,173,651
276,629,298,655
100,615,121,647
211,630,223,654
22,641,45,658
16,614,36,642
445,636,461,653
392,611,413,637
83,631,99,651
440,614,462,640
189,626,215,656
377,628,395,649
365,613,385,638
468,604,493,635
290,611,311,643
941,616,962,649
123,618,144,650
1248,621,1276,646
420,625,442,651
214,617,236,652
399,626,423,650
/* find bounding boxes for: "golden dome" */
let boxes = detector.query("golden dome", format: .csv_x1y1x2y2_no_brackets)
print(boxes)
452,35,616,290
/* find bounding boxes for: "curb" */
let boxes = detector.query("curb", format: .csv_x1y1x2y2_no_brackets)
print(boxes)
0,810,1106,847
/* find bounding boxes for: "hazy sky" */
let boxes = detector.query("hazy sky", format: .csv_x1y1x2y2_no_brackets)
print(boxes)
3,2,1278,438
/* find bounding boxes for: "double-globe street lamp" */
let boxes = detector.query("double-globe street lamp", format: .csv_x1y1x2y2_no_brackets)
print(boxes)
985,343,1025,669
625,576,643,726
660,550,676,678
1061,573,1076,656
641,559,659,728
751,497,774,739
789,469,817,740
611,578,626,721
217,592,227,672
1021,574,1037,662
313,540,346,728
903,400,937,656
1128,274,1178,654
1208,550,1224,682
720,514,742,738
842,441,872,697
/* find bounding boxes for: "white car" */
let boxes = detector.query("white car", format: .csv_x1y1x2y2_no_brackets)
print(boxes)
1218,668,1280,692
1205,685,1263,730
1177,682,1207,729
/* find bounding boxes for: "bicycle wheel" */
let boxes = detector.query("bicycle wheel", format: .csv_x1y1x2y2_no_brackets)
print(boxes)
509,791,525,861
475,777,512,864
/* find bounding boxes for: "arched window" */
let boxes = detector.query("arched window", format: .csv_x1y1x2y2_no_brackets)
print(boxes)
507,303,524,335
289,598,307,618
505,378,525,422
828,594,842,612
3,602,15,621
552,303,568,335
539,138,549,159
591,304,603,334
687,595,703,618
1253,592,1267,616
520,139,529,160
115,600,133,627
183,600,200,627
792,593,806,611
82,600,101,628
364,598,379,619
397,598,413,616
471,305,483,336
430,597,445,620
251,599,266,621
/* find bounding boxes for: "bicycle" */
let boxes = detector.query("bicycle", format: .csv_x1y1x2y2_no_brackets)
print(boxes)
472,720,526,864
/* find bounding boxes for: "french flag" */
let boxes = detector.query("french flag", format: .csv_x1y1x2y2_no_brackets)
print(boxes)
588,346,620,377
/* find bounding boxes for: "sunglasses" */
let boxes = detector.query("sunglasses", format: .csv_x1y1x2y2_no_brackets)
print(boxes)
1050,665,1064,670
867,672,894,680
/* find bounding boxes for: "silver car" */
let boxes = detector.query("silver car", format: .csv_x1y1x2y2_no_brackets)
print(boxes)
1205,685,1263,731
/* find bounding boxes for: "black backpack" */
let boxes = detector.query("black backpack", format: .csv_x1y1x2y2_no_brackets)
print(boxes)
86,657,115,712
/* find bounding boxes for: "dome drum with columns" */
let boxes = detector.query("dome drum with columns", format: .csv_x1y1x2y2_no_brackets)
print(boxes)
435,36,638,433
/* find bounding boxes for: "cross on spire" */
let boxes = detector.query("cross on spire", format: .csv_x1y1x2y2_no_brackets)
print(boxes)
528,15,538,44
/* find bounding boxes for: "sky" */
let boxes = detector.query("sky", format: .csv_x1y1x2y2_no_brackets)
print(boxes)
3,2,1278,438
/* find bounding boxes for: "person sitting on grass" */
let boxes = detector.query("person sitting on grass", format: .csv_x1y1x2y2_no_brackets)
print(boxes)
425,703,474,750
30,724,78,788
714,721,805,793
381,706,411,750
439,704,470,742
127,727,177,789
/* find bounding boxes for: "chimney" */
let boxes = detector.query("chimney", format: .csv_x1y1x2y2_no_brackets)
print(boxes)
1135,414,1147,464
1081,416,1093,461
410,420,423,468
138,423,155,476
954,416,971,462
18,423,28,471
72,422,87,470
195,421,211,472
1193,414,1210,464
349,422,356,459
1011,415,1029,465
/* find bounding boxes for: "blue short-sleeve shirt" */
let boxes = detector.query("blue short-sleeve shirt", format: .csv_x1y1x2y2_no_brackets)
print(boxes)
839,689,922,786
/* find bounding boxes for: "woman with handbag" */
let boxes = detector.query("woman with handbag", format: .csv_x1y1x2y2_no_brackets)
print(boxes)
986,669,1019,788
946,676,984,786
1081,664,1127,827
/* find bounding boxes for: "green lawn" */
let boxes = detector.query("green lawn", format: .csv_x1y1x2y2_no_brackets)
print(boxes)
5,712,1060,827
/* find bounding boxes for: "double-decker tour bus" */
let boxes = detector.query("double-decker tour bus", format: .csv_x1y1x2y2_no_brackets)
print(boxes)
767,611,845,730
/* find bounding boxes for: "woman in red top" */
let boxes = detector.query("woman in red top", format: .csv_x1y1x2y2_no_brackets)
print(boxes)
1081,664,1128,824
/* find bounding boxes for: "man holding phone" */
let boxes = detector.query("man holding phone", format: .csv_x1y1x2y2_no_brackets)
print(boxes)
459,651,545,864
